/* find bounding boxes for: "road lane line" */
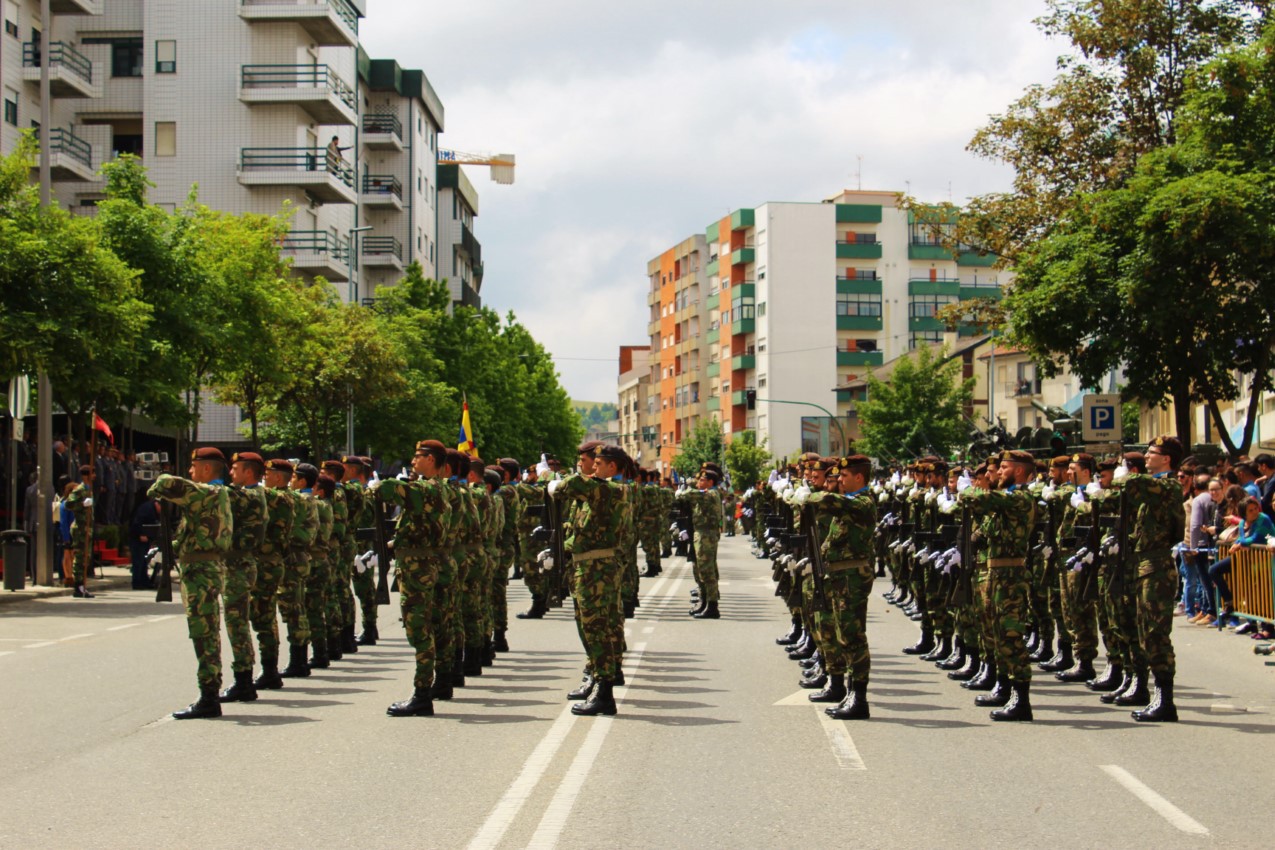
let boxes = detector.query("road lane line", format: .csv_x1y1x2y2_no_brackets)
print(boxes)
147,615,176,623
641,626,654,635
23,641,57,649
1100,765,1209,835
107,623,140,632
143,715,176,729
58,633,93,642
816,709,867,771
0,651,13,658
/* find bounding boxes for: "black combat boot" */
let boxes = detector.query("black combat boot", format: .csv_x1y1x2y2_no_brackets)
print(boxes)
1057,658,1097,683
328,629,343,662
494,630,509,652
387,688,434,717
1087,663,1124,692
1025,630,1040,654
975,676,1012,707
693,600,720,619
482,637,496,667
776,619,803,645
990,680,1033,722
964,662,998,691
1028,634,1053,663
902,629,934,656
342,624,358,654
464,645,484,677
572,679,617,716
937,638,967,670
828,680,870,720
309,638,330,670
788,639,816,661
219,670,258,703
357,622,379,645
1114,669,1151,707
1132,672,1177,723
254,650,284,690
688,595,708,617
517,595,547,619
1039,641,1074,673
922,634,951,663
800,664,828,689
949,652,981,681
174,687,222,719
567,674,596,701
280,644,311,678
430,675,454,701
808,674,847,704
451,652,466,688
1099,670,1133,704
800,650,822,670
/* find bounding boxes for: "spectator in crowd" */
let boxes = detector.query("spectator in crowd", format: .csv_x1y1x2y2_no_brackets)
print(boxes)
123,452,138,523
1187,474,1221,626
1236,462,1261,499
1209,496,1275,636
129,497,159,590
51,440,69,485
1255,453,1275,521
1176,469,1202,619
23,472,39,578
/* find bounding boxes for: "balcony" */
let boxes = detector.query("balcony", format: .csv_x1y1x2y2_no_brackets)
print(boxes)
836,240,882,260
240,64,357,125
706,361,720,378
731,208,755,230
730,247,755,266
835,204,883,223
836,315,883,331
706,259,719,277
732,318,756,335
51,0,101,13
239,0,359,47
958,251,997,267
731,390,749,407
707,397,721,412
22,43,99,99
836,277,883,295
837,351,884,367
282,230,350,282
909,317,946,332
731,354,755,372
461,222,482,269
959,284,1003,301
361,236,403,271
361,173,403,209
705,328,720,345
908,243,951,261
34,128,94,182
705,292,720,311
731,282,755,300
362,113,403,150
238,147,357,204
1006,380,1043,398
908,279,960,297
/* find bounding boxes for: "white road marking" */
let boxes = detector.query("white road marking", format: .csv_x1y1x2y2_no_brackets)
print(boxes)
641,626,655,635
58,633,93,642
466,564,678,850
1100,765,1209,835
23,641,57,649
143,715,176,729
816,709,867,771
107,623,140,632
0,651,13,658
147,615,176,623
773,690,820,706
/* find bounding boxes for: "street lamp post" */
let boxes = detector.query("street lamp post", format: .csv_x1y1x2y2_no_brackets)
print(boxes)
346,224,374,456
753,395,849,455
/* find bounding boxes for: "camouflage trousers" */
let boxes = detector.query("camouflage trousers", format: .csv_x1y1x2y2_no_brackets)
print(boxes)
433,552,462,671
973,564,992,657
1099,566,1145,671
352,555,378,630
70,529,89,585
179,559,225,691
1061,567,1099,663
573,555,623,682
325,551,345,647
986,567,1032,683
399,555,441,689
337,542,357,632
620,538,639,603
911,554,930,632
305,550,331,655
493,546,513,631
1136,556,1177,677
923,558,951,637
802,570,844,674
520,550,544,597
827,564,874,683
661,521,673,555
279,552,312,646
639,521,661,571
693,533,720,602
1028,555,1057,645
461,548,489,649
250,557,286,663
223,557,258,674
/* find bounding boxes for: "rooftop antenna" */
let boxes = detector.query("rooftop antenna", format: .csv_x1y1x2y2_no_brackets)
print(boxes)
947,181,953,203
855,154,863,190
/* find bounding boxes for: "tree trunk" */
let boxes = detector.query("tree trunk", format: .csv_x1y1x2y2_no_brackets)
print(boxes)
1172,378,1192,449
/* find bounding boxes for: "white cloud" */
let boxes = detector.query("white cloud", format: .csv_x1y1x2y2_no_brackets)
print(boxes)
359,1,1063,401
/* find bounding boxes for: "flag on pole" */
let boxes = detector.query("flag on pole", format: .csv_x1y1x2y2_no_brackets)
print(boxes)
93,412,114,445
457,396,477,458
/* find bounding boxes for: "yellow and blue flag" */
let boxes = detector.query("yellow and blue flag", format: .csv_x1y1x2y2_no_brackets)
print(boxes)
457,397,477,458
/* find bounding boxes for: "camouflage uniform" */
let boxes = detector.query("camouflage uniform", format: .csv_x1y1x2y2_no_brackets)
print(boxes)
1091,487,1144,674
148,474,233,691
494,482,521,633
959,484,1035,683
64,482,93,586
463,484,495,654
637,484,662,573
657,485,675,556
514,481,546,599
345,481,378,634
326,483,350,651
281,490,318,647
618,482,640,607
442,483,479,675
377,477,453,689
250,486,293,668
1055,484,1101,664
1123,472,1184,677
675,486,723,601
809,487,877,683
309,495,335,659
224,483,267,674
559,474,627,682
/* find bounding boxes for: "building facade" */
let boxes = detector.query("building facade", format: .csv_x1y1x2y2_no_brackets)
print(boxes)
436,162,481,308
616,344,656,468
646,234,708,471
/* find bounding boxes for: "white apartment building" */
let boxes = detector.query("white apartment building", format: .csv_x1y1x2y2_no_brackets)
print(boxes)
616,344,656,468
436,161,481,308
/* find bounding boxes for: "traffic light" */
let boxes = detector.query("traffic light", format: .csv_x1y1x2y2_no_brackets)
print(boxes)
745,388,756,410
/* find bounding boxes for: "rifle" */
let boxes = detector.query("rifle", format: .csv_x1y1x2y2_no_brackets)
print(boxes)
372,500,394,605
945,504,973,608
799,504,829,612
1112,488,1130,592
152,502,177,603
545,485,568,606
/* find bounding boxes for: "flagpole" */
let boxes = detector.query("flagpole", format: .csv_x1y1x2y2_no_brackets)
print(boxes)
86,406,97,583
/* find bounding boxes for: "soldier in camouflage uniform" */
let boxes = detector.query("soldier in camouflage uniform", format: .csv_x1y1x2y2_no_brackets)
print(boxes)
378,440,455,717
341,456,379,645
1123,435,1186,722
304,469,335,670
148,447,233,720
221,452,268,703
459,457,495,677
64,465,95,598
1094,455,1149,706
618,471,640,619
1050,454,1100,684
791,458,842,697
514,465,549,619
252,458,295,690
280,463,319,678
958,449,1037,721
636,469,663,577
658,477,675,558
493,459,523,650
321,460,355,658
440,449,479,696
552,443,631,716
675,463,724,619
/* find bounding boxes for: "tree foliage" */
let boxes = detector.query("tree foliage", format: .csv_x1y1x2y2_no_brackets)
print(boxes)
724,430,772,491
857,345,974,461
671,419,724,481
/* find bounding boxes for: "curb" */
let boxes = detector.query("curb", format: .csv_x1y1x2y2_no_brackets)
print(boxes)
0,570,137,605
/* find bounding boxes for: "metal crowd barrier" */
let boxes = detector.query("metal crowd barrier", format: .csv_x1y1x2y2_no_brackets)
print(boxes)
1224,544,1274,625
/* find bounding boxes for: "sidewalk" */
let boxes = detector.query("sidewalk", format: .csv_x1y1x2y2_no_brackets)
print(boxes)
0,566,136,605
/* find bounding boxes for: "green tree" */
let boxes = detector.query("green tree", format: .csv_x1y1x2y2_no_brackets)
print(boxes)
724,430,772,491
672,419,724,481
857,345,974,460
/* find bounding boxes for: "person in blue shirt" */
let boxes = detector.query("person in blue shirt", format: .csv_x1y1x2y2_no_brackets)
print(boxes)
1209,496,1275,624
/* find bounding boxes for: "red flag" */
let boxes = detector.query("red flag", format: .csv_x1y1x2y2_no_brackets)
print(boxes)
93,413,114,445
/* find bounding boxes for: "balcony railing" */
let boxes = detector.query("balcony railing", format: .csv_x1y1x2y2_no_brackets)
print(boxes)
240,0,358,35
239,147,355,188
363,113,402,138
241,64,356,111
362,173,402,198
23,41,94,84
1006,380,1042,397
281,229,349,260
37,127,92,168
363,235,402,259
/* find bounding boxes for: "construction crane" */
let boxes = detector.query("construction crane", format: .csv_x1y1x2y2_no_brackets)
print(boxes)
437,149,516,185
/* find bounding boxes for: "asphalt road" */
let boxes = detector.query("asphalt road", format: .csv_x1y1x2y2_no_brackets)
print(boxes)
1,536,1270,849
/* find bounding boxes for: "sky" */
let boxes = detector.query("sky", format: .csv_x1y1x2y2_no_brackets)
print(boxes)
359,1,1064,403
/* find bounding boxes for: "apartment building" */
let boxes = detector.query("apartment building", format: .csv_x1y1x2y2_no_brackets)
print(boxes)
646,234,708,471
616,344,656,468
436,162,481,309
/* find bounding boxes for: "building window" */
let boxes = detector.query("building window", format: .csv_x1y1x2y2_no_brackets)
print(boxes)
909,332,943,350
836,293,882,317
154,122,176,156
908,294,957,318
155,40,176,74
758,301,766,317
4,1,17,38
910,219,955,246
112,38,143,77
3,87,16,126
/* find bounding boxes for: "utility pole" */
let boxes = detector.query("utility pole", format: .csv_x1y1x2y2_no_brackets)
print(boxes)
753,395,848,455
35,0,54,586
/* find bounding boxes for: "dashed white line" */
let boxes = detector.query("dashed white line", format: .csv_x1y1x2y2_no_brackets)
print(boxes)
147,615,176,623
0,651,13,658
23,641,56,649
641,626,655,635
58,633,93,642
1100,765,1209,835
107,623,140,632
816,709,867,771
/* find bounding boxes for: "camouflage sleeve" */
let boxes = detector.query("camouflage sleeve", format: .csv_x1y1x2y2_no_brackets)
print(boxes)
376,479,409,509
560,473,598,503
148,474,200,505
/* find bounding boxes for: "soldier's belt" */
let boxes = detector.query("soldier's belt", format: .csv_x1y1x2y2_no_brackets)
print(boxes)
179,551,225,564
825,558,872,573
573,548,616,562
394,544,436,558
987,557,1027,568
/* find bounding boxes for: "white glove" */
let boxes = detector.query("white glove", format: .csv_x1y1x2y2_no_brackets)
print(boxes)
146,547,162,569
878,491,889,504
793,485,811,505
1042,545,1054,560
547,479,562,496
1042,483,1056,500
1113,463,1129,482
956,474,973,492
395,468,411,481
1085,480,1102,497
678,530,690,542
890,471,901,486
925,490,937,505
1070,491,1085,508
543,557,555,571
355,550,377,575
84,498,94,507
368,478,384,492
